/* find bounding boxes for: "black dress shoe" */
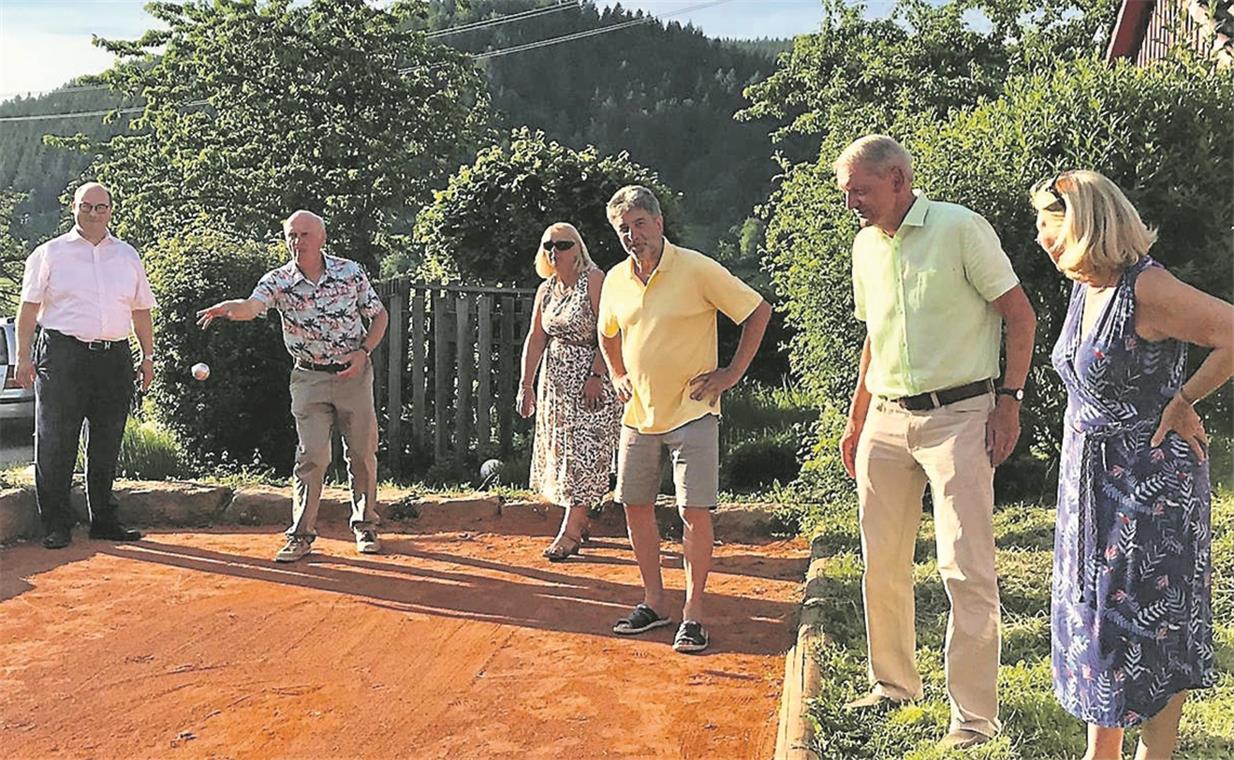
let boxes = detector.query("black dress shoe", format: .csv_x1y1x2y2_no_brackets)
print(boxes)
88,524,143,541
42,528,72,549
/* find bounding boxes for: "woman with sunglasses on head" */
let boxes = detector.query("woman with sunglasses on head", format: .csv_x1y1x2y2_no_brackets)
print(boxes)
517,222,622,561
1031,170,1233,759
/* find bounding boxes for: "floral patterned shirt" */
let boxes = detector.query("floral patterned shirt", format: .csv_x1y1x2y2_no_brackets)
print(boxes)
250,254,384,364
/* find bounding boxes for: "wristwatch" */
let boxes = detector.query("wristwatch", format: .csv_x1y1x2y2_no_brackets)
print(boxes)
141,353,155,363
997,386,1024,401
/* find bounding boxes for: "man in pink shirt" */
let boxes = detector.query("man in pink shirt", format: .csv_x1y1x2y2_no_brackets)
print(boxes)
15,182,156,549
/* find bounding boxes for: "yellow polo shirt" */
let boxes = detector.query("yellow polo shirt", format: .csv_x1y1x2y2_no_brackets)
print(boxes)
853,192,1019,398
599,240,763,434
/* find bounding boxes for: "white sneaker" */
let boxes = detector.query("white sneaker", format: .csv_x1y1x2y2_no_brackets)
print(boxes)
355,529,381,554
275,536,312,563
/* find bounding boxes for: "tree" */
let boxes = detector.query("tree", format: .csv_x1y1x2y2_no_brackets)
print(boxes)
738,0,1119,161
408,127,681,286
0,192,30,310
143,226,294,472
763,52,1232,497
71,0,491,272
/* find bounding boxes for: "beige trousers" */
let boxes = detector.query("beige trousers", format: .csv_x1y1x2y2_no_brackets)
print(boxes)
855,392,1001,737
287,362,380,538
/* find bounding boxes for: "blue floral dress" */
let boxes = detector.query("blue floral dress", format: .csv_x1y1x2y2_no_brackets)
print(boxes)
1050,256,1214,727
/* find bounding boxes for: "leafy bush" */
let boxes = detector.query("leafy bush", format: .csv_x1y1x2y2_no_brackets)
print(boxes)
722,428,801,492
144,227,296,474
407,127,682,286
764,53,1233,499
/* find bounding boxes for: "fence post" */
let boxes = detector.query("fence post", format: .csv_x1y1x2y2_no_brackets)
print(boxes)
385,290,405,480
454,293,472,465
410,289,426,452
498,295,517,456
433,290,450,463
476,293,493,454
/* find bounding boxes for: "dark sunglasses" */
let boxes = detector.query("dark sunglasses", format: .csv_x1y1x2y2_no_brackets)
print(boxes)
1047,172,1072,212
541,239,576,252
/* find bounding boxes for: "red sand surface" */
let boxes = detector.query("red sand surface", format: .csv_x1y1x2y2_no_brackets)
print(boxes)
0,526,806,759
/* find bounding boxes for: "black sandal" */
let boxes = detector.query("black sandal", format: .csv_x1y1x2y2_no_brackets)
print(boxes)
544,534,581,562
672,620,709,653
612,603,672,635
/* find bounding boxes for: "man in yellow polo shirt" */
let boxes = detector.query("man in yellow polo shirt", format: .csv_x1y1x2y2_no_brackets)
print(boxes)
836,135,1037,750
598,185,771,654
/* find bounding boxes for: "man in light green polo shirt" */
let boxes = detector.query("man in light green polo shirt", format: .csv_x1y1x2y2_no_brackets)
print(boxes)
598,185,771,654
836,136,1037,750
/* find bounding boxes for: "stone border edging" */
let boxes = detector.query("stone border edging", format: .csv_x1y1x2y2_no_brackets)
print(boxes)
0,481,788,545
774,533,830,760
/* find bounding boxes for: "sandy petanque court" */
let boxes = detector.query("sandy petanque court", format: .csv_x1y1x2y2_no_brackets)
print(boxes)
0,513,806,759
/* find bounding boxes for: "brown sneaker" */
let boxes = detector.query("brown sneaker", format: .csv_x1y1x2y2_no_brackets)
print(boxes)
937,729,991,751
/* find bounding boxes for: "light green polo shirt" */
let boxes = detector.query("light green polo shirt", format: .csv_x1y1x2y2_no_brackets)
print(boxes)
852,192,1018,398
599,240,763,434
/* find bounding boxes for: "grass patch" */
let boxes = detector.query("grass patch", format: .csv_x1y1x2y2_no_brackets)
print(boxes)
72,417,187,481
804,491,1234,758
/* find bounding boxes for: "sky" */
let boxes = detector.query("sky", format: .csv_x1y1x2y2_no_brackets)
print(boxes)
0,0,850,101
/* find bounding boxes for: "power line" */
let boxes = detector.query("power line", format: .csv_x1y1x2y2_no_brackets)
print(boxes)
0,0,736,124
0,100,206,124
426,1,576,39
0,1,579,99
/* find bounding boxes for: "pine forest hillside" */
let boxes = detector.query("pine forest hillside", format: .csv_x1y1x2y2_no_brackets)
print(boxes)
0,0,784,259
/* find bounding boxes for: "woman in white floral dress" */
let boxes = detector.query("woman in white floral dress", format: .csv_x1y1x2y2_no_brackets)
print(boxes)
517,223,622,561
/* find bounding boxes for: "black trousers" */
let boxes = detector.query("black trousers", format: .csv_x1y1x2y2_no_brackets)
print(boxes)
34,330,133,532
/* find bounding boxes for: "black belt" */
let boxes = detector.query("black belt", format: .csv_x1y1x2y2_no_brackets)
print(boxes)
885,380,993,411
44,328,126,352
294,359,350,374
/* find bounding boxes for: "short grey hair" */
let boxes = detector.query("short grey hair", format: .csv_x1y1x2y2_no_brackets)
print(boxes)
834,134,914,182
73,181,111,203
282,209,326,235
606,185,662,223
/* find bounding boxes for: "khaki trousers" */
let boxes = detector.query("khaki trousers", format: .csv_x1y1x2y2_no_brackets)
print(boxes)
856,392,1001,737
287,362,380,538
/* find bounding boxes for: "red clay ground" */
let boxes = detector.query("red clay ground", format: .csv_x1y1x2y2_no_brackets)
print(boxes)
0,524,806,759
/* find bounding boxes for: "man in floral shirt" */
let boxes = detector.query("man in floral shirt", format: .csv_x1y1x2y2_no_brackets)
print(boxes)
197,210,388,562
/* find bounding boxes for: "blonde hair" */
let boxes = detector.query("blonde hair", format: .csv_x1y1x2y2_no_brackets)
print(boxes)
834,134,914,183
534,222,594,280
1030,170,1157,282
605,185,662,224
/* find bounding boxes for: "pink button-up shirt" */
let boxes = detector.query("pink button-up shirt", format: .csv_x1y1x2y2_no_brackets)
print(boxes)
20,227,157,342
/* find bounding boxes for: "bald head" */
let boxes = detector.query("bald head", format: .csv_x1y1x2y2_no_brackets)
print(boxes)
72,182,113,241
74,181,112,205
283,209,326,236
283,209,327,260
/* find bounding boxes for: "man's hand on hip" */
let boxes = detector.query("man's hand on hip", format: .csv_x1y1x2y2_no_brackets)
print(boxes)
985,396,1021,466
611,373,634,403
688,366,739,406
337,349,369,380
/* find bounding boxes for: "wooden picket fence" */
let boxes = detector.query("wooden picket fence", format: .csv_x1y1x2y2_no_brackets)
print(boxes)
370,278,538,479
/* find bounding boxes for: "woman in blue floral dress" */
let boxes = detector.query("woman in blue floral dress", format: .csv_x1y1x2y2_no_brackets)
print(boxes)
1032,170,1233,759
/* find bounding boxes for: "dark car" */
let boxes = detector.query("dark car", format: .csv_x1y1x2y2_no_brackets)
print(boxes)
1,317,35,423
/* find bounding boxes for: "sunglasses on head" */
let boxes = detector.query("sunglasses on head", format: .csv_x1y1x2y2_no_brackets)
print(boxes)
541,239,576,252
1047,172,1073,212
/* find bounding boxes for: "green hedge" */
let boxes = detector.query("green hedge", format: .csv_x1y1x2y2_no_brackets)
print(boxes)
765,54,1233,498
144,226,296,474
405,127,681,286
